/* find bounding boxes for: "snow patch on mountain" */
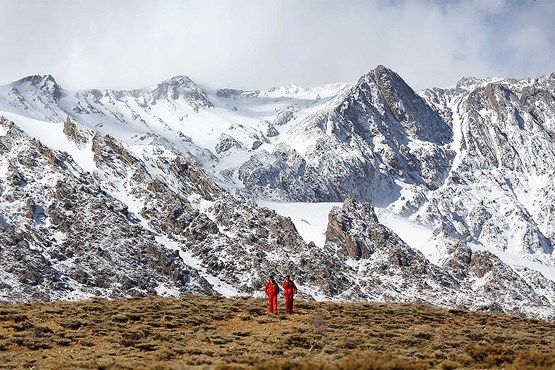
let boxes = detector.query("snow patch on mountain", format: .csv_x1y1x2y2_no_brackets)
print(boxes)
0,111,96,173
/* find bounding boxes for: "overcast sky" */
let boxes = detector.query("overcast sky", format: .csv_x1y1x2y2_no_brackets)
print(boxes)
0,0,553,91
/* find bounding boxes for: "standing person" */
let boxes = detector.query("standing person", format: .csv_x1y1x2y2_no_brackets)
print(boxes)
264,275,280,314
282,275,298,314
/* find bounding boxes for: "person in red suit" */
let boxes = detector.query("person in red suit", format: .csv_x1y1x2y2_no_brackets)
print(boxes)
282,275,298,314
264,275,280,314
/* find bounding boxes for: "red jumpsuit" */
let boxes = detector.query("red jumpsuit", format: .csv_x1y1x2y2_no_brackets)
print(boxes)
282,280,298,313
264,280,280,314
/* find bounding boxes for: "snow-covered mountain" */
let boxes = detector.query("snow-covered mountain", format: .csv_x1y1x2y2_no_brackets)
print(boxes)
1,66,555,320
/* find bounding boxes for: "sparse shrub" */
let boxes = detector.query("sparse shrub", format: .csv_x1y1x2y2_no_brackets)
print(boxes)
252,358,308,370
397,337,421,346
11,314,30,323
55,338,72,346
466,344,515,367
164,321,180,329
61,320,83,329
211,334,233,345
136,341,160,351
466,331,484,341
11,321,33,331
23,338,52,350
32,325,53,337
155,346,175,361
120,331,141,347
440,360,461,370
127,313,142,321
111,313,129,323
335,351,428,370
332,337,358,350
247,307,266,316
414,332,432,340
507,352,555,369
233,331,251,337
284,333,315,349
308,313,327,334
216,364,250,370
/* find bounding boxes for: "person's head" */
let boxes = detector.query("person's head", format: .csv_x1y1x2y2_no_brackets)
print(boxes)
285,275,290,281
269,275,275,281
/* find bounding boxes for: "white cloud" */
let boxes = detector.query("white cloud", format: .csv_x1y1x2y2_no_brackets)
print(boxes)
0,0,553,90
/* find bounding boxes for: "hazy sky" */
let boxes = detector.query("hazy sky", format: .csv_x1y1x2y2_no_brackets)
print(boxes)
0,0,553,91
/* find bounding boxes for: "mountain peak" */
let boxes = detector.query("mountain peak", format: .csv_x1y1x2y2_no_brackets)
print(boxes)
144,74,213,109
12,74,62,100
353,65,396,83
372,65,406,85
373,64,392,74
161,75,195,86
351,65,407,92
14,74,58,86
455,76,509,90
341,65,452,144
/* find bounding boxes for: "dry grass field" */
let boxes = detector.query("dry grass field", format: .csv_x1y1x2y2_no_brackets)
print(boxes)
1,296,555,369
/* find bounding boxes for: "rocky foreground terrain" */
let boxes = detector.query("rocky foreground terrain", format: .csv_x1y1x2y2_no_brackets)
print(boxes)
1,66,555,320
1,296,555,369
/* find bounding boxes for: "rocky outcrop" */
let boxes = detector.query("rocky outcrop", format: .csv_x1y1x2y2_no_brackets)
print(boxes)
439,242,552,315
216,134,242,154
63,116,88,146
326,199,383,259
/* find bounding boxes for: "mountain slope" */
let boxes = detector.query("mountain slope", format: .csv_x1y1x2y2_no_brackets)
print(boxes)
416,74,555,266
1,67,555,319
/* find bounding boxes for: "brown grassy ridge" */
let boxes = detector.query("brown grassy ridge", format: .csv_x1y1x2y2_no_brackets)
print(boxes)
1,296,555,369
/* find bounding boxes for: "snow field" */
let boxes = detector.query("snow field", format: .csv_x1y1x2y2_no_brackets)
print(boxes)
0,111,96,173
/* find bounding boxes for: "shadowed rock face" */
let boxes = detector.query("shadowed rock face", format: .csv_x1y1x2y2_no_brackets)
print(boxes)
326,199,381,259
366,65,452,144
63,116,88,146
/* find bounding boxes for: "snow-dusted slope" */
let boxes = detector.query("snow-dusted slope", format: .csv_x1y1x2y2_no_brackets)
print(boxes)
416,73,555,267
2,67,555,319
0,74,348,181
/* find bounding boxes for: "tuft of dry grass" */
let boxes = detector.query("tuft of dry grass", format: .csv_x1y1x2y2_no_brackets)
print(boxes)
0,296,554,369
